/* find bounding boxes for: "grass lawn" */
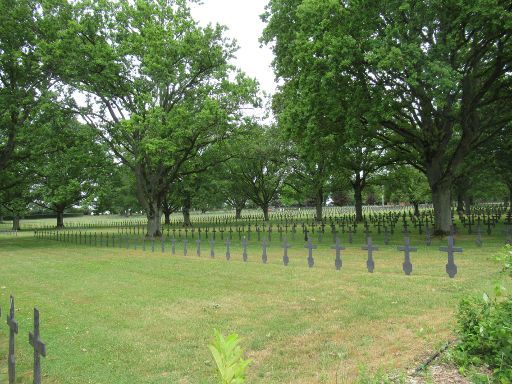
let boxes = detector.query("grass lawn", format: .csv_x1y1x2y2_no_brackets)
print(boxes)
0,232,509,383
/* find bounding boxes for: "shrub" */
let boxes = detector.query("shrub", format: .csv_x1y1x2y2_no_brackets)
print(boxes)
455,245,512,383
209,330,251,384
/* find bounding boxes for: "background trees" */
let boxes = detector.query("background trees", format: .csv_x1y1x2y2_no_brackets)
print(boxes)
263,0,512,234
48,0,258,236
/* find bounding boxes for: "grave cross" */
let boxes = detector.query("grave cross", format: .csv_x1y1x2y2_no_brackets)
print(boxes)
225,238,231,261
29,308,47,384
331,237,345,271
7,295,18,384
196,239,201,257
347,227,353,244
242,237,248,262
282,238,292,266
210,238,215,258
383,226,390,245
362,237,378,273
261,238,268,264
398,237,417,276
425,226,432,246
304,238,317,268
440,236,462,278
183,239,188,256
171,238,176,255
475,225,482,247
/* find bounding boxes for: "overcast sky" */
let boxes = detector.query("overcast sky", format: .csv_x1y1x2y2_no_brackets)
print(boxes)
190,0,277,97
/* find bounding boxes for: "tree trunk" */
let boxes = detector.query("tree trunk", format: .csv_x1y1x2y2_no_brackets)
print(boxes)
56,208,65,229
353,175,363,222
163,206,172,225
12,215,20,231
182,194,192,227
456,192,464,214
262,204,269,221
147,199,162,237
426,162,453,235
315,187,323,222
431,183,452,235
235,206,242,219
413,202,420,217
508,183,512,211
464,195,471,216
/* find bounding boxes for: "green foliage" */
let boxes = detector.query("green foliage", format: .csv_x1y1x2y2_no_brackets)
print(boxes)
455,247,512,383
495,245,512,279
208,330,251,384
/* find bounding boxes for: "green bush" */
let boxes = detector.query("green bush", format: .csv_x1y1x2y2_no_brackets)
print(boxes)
455,246,512,383
208,330,251,384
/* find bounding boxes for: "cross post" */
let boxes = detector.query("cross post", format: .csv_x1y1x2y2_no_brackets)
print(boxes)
7,295,18,384
29,308,46,384
261,238,268,264
439,236,462,278
331,237,345,270
304,238,317,268
398,237,417,275
282,238,292,266
362,236,378,273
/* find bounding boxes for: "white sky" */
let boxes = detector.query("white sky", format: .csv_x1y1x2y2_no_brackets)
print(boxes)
190,0,277,97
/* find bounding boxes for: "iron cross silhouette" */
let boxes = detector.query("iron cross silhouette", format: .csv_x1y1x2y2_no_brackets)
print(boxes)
440,236,462,278
225,238,231,261
242,237,248,262
362,236,378,273
282,238,292,266
262,238,268,264
398,237,417,275
29,308,46,384
331,237,345,270
209,238,215,258
7,295,18,384
304,238,317,268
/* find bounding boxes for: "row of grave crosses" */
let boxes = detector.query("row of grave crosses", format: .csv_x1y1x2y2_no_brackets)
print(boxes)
0,296,46,384
64,232,464,279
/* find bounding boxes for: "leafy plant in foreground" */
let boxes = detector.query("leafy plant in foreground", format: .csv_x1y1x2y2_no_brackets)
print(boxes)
209,330,251,384
455,246,512,383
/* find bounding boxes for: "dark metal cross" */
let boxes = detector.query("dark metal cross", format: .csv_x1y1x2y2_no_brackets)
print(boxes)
475,225,482,247
196,239,201,257
209,238,215,258
440,236,462,278
347,227,353,244
261,238,268,264
7,295,18,384
398,237,417,276
242,237,248,262
171,238,176,255
362,236,378,273
29,308,46,384
383,226,390,245
225,238,231,261
183,239,188,256
304,238,317,268
282,238,292,266
331,237,345,271
425,226,432,246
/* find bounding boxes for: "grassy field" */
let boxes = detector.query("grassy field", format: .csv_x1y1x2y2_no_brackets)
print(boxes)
0,226,510,383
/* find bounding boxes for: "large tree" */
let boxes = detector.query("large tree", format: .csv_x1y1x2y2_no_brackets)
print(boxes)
51,0,258,236
263,0,512,234
0,0,60,174
32,118,111,228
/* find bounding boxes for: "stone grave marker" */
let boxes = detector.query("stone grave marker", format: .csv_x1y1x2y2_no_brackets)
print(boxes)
398,237,416,276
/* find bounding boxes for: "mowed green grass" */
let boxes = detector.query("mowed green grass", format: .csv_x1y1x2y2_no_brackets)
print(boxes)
0,233,509,383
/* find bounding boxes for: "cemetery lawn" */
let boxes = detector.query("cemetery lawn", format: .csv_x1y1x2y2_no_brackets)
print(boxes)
0,235,509,384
